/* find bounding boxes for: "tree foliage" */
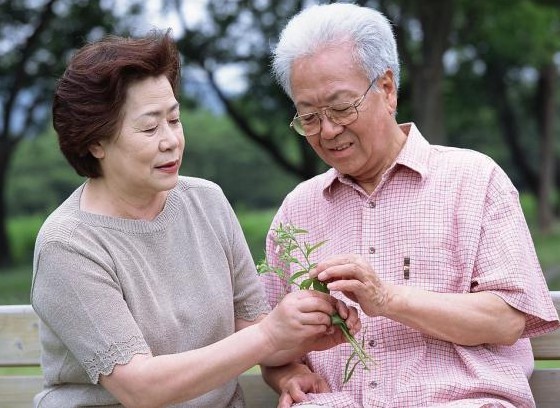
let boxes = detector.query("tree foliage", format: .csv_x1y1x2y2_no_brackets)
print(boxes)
181,108,300,209
454,0,560,230
1,0,559,267
169,0,327,181
0,0,141,266
171,0,559,229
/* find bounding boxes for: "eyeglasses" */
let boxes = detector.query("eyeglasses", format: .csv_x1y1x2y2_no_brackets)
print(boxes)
289,80,375,137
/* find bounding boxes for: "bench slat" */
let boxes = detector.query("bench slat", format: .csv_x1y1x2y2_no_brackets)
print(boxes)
0,305,40,367
532,291,560,360
238,372,277,408
0,291,559,406
0,376,42,407
0,373,276,408
529,368,560,407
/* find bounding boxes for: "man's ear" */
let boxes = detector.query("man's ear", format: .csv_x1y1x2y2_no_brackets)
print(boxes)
379,70,397,114
88,141,105,159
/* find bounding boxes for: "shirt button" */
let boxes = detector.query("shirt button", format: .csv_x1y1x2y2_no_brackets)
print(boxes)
369,381,378,389
368,201,376,208
368,247,376,254
368,339,377,347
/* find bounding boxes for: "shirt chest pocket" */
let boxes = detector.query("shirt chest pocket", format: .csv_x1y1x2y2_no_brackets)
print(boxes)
376,247,470,353
382,247,470,294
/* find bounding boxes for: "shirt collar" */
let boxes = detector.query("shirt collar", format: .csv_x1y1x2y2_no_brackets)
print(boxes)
322,122,430,197
394,122,430,179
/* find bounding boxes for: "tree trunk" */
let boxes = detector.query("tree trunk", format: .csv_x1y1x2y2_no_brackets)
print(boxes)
484,61,539,195
536,64,557,233
0,138,15,268
384,0,454,145
411,66,446,145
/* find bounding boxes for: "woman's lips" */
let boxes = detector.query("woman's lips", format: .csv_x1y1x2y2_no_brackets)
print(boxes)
156,160,179,173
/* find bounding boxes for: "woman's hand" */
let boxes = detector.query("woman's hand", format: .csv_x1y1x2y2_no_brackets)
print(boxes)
300,296,361,353
259,290,336,351
259,290,361,353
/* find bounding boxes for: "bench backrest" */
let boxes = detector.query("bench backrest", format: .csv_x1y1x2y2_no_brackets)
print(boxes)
2,293,560,407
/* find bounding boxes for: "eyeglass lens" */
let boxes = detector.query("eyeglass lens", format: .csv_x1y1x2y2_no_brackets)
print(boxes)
292,104,358,136
290,80,374,136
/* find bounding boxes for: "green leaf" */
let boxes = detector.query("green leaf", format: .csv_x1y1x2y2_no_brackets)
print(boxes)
254,223,373,383
289,270,308,283
343,353,360,384
312,279,330,293
300,278,313,290
306,240,327,256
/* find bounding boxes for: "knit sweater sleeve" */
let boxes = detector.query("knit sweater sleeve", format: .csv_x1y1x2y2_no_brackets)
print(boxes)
32,237,150,384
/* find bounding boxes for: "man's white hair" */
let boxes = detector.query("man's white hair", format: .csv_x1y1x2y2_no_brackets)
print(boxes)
272,3,400,99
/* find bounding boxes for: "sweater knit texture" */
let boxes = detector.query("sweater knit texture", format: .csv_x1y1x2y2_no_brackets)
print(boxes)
31,176,270,407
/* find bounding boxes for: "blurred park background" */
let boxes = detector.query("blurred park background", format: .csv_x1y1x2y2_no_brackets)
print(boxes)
0,0,559,304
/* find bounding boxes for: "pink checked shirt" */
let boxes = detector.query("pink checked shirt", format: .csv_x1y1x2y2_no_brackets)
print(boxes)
261,123,559,408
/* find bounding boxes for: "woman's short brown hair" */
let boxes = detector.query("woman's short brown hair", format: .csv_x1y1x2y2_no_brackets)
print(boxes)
52,29,180,178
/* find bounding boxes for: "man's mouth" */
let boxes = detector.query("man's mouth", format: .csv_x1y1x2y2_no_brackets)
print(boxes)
332,143,352,151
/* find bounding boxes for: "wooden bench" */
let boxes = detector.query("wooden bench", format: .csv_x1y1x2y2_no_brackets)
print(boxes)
0,305,276,407
2,294,560,407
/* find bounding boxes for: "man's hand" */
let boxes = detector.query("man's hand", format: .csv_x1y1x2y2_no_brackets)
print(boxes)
310,253,391,316
311,254,526,346
261,362,330,408
277,371,330,408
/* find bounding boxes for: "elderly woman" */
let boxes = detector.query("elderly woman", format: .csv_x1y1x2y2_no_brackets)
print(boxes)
31,30,359,408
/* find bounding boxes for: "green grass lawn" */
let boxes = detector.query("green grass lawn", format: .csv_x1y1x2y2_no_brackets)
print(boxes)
532,229,560,290
1,207,560,379
0,209,277,304
237,208,276,262
0,367,42,376
1,205,560,302
0,264,33,305
536,360,560,368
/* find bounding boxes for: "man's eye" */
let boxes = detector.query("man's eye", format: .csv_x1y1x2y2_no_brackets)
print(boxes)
300,114,318,124
330,103,353,113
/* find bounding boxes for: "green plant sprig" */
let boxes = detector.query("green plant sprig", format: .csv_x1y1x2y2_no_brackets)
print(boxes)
257,223,373,383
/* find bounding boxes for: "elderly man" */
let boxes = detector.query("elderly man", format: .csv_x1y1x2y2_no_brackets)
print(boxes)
259,3,559,408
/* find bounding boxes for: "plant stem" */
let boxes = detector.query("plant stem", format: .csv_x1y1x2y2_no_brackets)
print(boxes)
257,223,374,383
331,313,372,383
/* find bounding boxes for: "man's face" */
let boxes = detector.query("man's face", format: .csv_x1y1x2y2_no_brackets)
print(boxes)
289,42,398,186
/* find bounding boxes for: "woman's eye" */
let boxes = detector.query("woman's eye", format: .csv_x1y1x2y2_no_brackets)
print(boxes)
169,118,181,125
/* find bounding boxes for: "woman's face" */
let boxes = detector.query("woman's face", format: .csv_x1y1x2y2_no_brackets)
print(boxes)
90,75,184,198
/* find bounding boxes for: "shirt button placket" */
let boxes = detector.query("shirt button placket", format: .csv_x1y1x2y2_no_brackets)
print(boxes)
365,338,379,401
362,199,377,255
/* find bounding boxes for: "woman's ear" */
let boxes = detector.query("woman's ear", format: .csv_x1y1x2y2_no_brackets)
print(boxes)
88,141,105,159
